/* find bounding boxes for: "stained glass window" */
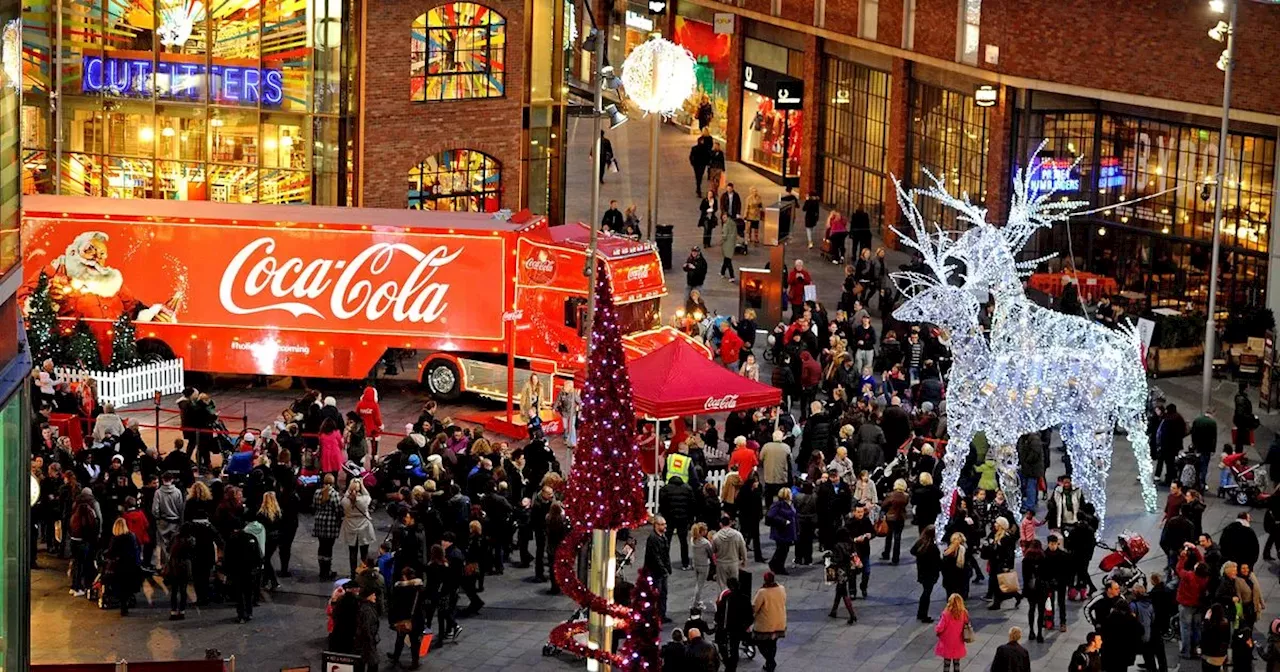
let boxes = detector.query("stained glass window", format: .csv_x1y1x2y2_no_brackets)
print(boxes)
407,149,501,211
411,3,506,101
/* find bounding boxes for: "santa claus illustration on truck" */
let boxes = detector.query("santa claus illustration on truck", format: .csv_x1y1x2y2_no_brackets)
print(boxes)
24,230,181,361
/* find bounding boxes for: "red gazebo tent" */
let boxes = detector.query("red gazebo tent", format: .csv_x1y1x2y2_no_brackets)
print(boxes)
628,340,782,499
629,339,782,419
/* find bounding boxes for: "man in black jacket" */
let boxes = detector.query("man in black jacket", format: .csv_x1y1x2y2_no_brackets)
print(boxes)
1219,512,1259,569
684,247,709,294
645,516,674,622
685,627,721,671
662,628,688,670
602,200,624,233
815,469,850,552
991,627,1031,672
1157,404,1188,487
1069,632,1103,672
720,183,743,230
659,476,696,570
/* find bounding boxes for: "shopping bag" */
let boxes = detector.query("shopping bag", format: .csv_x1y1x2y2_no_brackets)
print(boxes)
419,630,434,658
996,571,1020,595
803,284,817,302
609,158,621,174
962,621,976,643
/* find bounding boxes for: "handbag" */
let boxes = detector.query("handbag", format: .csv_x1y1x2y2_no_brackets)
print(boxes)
394,590,420,634
464,561,480,577
962,621,976,643
996,570,1021,595
874,518,889,537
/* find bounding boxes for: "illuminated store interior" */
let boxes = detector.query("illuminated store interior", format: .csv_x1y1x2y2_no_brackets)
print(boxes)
21,0,358,205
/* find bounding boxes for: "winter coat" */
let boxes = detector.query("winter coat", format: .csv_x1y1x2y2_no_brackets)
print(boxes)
684,253,709,287
1220,520,1260,569
720,223,738,258
122,509,151,546
658,477,695,524
911,538,942,585
990,642,1030,672
786,268,812,307
685,637,722,672
934,609,969,660
759,442,792,484
319,429,345,473
163,531,195,584
312,486,343,539
354,387,383,437
389,578,426,630
752,584,787,636
338,491,376,547
799,351,822,388
1016,433,1045,479
911,484,943,527
800,412,834,465
224,527,263,580
106,532,142,592
766,500,797,543
881,491,909,522
353,598,381,665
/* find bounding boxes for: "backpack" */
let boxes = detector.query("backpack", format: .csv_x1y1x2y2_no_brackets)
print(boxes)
1179,462,1199,490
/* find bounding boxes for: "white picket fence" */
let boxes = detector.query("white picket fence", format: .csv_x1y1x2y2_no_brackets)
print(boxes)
55,358,186,408
646,468,729,511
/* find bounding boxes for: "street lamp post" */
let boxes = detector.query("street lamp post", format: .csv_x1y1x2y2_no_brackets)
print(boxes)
1201,0,1238,412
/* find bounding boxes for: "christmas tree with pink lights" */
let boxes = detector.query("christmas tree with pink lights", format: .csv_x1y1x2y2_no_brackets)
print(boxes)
549,261,659,671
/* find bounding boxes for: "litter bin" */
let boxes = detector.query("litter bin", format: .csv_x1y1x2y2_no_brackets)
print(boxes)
655,225,674,270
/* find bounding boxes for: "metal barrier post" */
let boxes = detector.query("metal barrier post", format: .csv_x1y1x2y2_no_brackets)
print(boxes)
242,402,248,436
115,659,127,672
226,655,235,672
153,391,162,449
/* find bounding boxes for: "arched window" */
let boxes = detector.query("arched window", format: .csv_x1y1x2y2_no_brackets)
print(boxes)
408,149,501,211
411,3,506,101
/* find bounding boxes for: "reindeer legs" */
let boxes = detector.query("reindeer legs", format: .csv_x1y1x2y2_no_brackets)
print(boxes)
1120,415,1159,514
992,442,1023,516
933,425,974,535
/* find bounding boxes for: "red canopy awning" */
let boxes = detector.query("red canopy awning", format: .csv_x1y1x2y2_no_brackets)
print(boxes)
629,340,782,419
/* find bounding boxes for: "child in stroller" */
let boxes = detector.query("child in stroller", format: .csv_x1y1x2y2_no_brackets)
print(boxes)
1219,444,1270,506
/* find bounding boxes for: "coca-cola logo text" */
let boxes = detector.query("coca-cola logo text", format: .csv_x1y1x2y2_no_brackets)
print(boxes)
704,394,739,411
625,265,651,282
524,258,555,273
218,237,463,323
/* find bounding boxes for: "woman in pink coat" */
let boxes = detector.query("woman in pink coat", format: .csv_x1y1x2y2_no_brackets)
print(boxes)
934,593,969,671
318,417,345,480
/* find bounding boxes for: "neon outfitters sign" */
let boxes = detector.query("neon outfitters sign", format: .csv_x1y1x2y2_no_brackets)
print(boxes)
81,55,284,106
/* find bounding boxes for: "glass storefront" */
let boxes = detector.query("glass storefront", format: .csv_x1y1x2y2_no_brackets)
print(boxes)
21,0,358,204
908,81,989,229
673,14,730,141
0,385,28,672
740,39,803,179
1023,108,1276,316
819,56,890,228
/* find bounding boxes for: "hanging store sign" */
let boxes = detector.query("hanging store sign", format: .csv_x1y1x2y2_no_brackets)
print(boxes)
81,55,285,107
713,12,734,34
1030,158,1080,192
626,10,655,31
742,64,803,109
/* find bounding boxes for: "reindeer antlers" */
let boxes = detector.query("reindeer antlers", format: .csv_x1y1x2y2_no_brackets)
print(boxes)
1006,140,1090,253
889,176,963,295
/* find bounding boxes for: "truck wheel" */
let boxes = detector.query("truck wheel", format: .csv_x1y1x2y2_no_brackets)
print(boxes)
423,359,461,400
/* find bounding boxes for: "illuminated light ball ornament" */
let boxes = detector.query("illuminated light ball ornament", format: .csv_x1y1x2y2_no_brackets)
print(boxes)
620,37,697,115
549,261,659,671
891,141,1158,536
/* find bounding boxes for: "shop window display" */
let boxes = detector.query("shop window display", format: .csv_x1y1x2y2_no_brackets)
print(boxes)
908,81,988,229
741,91,801,177
1024,110,1275,316
819,57,889,229
407,148,501,212
673,16,730,141
411,2,506,102
20,0,357,204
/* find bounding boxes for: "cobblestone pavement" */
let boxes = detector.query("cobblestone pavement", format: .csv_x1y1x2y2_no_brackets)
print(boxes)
31,121,1280,671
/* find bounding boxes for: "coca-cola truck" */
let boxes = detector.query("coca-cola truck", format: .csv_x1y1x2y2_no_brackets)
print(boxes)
20,195,690,400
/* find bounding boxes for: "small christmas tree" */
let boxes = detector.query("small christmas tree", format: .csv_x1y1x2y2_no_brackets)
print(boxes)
24,271,63,363
61,319,104,371
109,312,141,370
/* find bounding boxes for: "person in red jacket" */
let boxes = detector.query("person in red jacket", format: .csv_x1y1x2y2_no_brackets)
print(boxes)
786,260,812,320
720,322,745,372
799,351,823,416
727,435,759,481
1175,544,1209,658
354,386,383,461
120,496,152,567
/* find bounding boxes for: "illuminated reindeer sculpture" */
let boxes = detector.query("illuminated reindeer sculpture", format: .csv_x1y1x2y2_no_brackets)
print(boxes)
891,167,1157,533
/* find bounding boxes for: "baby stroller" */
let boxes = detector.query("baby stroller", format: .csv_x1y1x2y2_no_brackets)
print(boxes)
1219,452,1269,506
1097,533,1149,589
1084,533,1149,627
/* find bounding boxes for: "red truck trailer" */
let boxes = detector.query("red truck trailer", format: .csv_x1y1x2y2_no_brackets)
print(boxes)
20,195,695,401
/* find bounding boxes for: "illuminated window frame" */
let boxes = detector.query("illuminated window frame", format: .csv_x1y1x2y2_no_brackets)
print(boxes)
407,148,501,211
411,3,506,102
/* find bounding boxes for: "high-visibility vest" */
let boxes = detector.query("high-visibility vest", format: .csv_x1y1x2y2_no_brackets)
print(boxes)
665,453,691,483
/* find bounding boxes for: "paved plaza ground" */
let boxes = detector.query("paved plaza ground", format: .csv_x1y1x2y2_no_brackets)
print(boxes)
30,121,1280,671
